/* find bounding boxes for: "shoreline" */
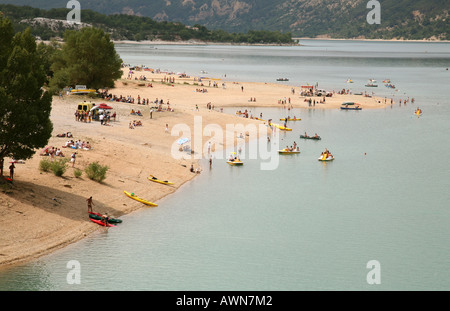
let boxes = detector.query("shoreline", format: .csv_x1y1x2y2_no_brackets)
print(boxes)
0,68,393,269
294,37,450,43
113,39,300,46
113,38,450,46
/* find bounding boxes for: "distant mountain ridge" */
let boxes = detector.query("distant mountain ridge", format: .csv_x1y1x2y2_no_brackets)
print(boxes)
0,0,447,40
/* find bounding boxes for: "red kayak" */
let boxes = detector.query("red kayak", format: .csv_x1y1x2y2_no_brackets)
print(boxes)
88,212,122,224
90,218,116,227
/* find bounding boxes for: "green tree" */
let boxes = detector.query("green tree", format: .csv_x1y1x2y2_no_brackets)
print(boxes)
0,16,53,176
36,39,61,84
50,27,122,91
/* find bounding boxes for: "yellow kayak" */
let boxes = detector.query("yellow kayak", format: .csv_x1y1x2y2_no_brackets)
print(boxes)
227,160,244,166
279,118,301,121
148,175,174,185
123,191,158,207
272,123,292,131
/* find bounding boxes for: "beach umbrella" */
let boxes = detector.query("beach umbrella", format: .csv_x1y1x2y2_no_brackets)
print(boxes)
98,103,113,109
177,138,190,145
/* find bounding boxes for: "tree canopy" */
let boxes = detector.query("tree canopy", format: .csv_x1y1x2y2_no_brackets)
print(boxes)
49,27,123,91
0,15,53,173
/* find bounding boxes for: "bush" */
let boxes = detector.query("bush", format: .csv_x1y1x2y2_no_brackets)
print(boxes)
50,158,68,176
85,161,109,182
39,158,52,172
74,168,83,178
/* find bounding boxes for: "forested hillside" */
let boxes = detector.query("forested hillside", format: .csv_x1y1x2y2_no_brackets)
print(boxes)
0,4,295,44
0,0,448,40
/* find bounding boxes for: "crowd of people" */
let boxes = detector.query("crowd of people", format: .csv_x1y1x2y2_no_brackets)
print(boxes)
130,109,142,116
162,76,176,84
100,90,175,113
303,97,326,107
75,110,93,122
278,97,291,105
63,139,92,150
129,120,143,129
283,141,299,152
40,146,66,158
74,109,116,124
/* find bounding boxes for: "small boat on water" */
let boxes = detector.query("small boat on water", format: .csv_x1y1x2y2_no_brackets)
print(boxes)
318,150,334,161
365,83,378,87
300,135,321,140
279,118,301,121
318,155,334,162
341,102,362,110
227,152,243,166
277,78,289,81
278,149,300,154
415,108,423,116
271,123,292,131
346,79,354,83
227,160,244,166
341,106,362,110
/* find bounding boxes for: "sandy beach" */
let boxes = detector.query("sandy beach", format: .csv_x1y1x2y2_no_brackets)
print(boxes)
0,68,389,268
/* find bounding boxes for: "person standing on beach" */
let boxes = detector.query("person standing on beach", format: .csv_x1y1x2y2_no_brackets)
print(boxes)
150,109,153,119
70,152,76,167
9,162,15,180
87,196,94,213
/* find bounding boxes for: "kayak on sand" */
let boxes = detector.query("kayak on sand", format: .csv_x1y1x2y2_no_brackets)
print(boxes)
90,218,116,227
148,175,174,185
88,211,122,224
124,190,158,207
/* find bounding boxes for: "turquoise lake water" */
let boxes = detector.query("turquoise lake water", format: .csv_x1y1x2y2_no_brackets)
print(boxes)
0,40,449,290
